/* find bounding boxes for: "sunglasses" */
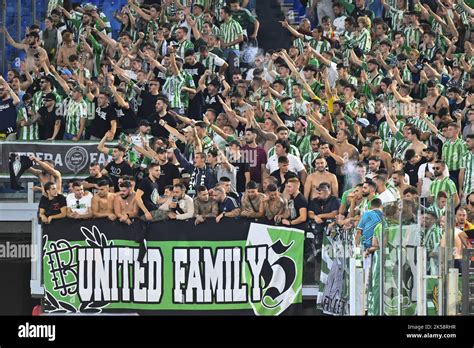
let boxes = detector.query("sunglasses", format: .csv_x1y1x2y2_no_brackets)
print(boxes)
76,200,81,209
43,99,53,102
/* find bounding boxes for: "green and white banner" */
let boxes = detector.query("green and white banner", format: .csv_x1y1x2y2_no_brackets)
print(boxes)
317,228,351,315
42,219,304,315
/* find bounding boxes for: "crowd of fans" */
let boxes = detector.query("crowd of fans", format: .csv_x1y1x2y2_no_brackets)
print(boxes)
0,0,474,275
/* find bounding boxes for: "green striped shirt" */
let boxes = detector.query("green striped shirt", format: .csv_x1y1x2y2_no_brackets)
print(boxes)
302,151,320,174
388,6,404,31
427,203,445,220
16,105,39,140
177,40,195,59
392,131,411,160
180,70,196,109
353,28,372,53
429,176,457,199
289,131,312,158
460,151,474,195
424,225,442,254
378,119,405,140
442,137,467,171
219,18,244,50
404,26,422,47
65,98,88,135
163,73,186,109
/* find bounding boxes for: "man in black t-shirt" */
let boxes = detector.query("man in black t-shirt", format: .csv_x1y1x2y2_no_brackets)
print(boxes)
89,90,118,140
136,162,161,220
110,85,138,133
156,147,180,194
278,97,297,131
227,140,251,193
102,145,133,192
148,96,177,138
36,93,62,140
137,78,160,119
82,162,114,194
281,177,308,227
38,181,67,224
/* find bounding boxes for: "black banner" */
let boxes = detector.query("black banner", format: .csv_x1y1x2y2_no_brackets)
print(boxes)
0,141,115,176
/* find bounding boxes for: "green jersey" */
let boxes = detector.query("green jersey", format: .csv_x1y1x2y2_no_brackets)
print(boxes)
32,90,61,114
289,131,312,158
442,137,467,171
429,176,457,199
230,8,256,36
460,151,474,195
219,18,244,50
268,144,300,158
16,104,39,140
176,40,195,59
64,98,88,135
162,73,186,109
302,151,320,174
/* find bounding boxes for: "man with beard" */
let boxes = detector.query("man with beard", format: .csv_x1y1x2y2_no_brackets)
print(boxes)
113,181,138,225
429,160,459,207
266,140,306,184
83,162,114,194
159,183,194,221
31,75,61,114
194,185,219,225
98,134,133,192
136,162,161,221
148,96,177,139
371,136,392,175
304,157,338,200
154,147,180,195
267,126,300,158
0,76,21,140
241,128,267,184
308,182,341,234
92,180,116,221
263,183,290,223
88,89,117,140
281,178,307,227
137,78,161,120
240,181,265,218
359,180,378,216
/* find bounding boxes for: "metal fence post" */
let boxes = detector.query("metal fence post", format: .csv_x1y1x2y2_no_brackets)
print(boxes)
16,0,21,42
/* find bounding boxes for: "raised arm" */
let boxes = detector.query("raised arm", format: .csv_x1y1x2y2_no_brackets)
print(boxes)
279,20,304,39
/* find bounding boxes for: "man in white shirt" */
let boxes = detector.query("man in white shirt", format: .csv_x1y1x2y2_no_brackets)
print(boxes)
332,2,347,37
374,171,397,204
417,146,449,203
66,181,93,219
266,140,307,185
159,183,195,220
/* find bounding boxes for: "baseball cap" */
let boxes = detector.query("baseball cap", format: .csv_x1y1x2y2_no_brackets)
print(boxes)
228,140,241,147
139,119,151,127
425,145,438,153
42,93,56,101
296,117,307,128
181,172,191,179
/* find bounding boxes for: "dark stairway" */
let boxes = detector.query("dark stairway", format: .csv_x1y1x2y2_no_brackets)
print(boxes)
256,0,292,52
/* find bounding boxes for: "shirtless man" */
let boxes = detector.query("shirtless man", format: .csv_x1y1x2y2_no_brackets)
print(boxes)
312,122,359,181
27,155,62,194
250,115,278,152
263,184,289,223
423,80,449,117
92,180,116,220
113,181,138,225
304,157,338,200
240,181,265,218
371,136,392,175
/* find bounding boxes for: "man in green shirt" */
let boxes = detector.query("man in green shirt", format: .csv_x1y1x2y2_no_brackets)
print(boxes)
219,6,244,72
442,122,468,190
429,160,460,207
229,0,259,40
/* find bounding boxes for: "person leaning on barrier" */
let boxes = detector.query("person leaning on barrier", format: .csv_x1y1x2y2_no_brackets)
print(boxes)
92,180,116,221
82,162,114,194
263,183,290,223
135,162,162,222
240,181,265,218
113,181,138,225
194,185,219,225
308,182,341,234
159,183,194,221
213,187,241,224
38,181,67,224
66,181,93,219
281,177,307,227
